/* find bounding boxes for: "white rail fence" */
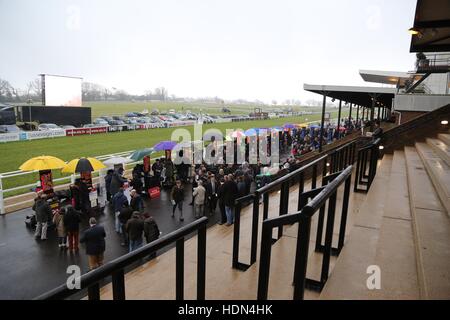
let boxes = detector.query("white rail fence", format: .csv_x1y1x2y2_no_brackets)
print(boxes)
0,149,144,214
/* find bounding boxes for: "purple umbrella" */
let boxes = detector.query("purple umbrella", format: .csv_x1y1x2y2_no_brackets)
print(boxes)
283,123,295,129
153,140,178,151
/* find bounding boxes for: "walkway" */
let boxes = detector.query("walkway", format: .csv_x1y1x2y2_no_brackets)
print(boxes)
0,185,222,299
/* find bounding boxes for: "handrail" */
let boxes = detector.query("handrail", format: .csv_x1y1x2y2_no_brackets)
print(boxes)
35,216,208,300
354,137,380,193
257,166,353,300
257,154,328,194
232,138,358,271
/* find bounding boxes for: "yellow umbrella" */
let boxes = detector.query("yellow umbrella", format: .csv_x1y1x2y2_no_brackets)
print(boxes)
61,157,106,173
19,155,66,171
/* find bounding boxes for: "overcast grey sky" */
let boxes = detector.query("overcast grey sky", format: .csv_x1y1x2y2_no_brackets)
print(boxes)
0,0,417,102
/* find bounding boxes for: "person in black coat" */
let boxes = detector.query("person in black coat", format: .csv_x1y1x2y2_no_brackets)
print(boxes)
216,178,227,225
372,120,383,140
118,206,133,246
125,213,144,252
80,218,106,270
144,214,160,259
205,174,218,215
32,192,52,240
104,169,114,202
63,205,82,251
222,175,239,226
171,179,185,221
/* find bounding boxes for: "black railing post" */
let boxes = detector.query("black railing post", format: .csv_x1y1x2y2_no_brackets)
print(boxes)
176,238,184,300
263,192,269,220
354,150,361,191
321,156,328,185
362,150,368,179
250,193,260,264
257,223,273,300
297,172,305,211
320,191,337,285
88,283,100,300
337,175,352,252
315,204,326,252
197,223,207,300
112,269,126,300
293,214,312,300
312,164,317,189
232,201,242,269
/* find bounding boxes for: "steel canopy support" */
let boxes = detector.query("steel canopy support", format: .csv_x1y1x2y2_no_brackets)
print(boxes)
349,103,352,120
369,93,378,131
337,100,342,139
319,92,328,153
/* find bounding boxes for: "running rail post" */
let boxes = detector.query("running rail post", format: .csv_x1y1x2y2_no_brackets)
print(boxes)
0,174,4,215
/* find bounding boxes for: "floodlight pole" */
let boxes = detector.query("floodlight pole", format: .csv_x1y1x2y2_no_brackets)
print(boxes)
337,100,342,139
0,175,4,215
370,94,377,131
319,92,328,153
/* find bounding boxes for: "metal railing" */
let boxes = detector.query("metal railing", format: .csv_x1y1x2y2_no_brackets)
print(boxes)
257,166,353,300
354,138,381,193
416,53,450,73
0,149,161,214
35,217,208,300
233,140,356,271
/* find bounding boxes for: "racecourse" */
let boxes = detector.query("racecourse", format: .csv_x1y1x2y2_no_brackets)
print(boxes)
0,112,345,195
86,100,326,119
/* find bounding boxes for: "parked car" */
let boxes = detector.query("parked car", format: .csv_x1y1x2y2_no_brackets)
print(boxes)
0,124,22,133
61,125,76,129
100,116,114,123
125,112,139,118
38,123,61,131
123,118,138,125
93,118,109,126
136,117,151,124
108,120,125,126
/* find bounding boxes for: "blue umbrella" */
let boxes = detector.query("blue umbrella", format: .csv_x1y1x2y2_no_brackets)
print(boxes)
270,126,282,132
128,148,154,161
283,123,295,129
153,140,177,151
244,128,258,136
309,124,320,129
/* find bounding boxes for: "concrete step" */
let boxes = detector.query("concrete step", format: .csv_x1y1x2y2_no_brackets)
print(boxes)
319,156,393,299
404,146,450,299
415,142,450,215
438,133,450,146
369,150,420,299
426,137,450,167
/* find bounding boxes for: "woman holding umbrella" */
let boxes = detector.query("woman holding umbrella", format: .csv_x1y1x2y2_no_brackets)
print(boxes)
62,157,106,215
20,155,66,235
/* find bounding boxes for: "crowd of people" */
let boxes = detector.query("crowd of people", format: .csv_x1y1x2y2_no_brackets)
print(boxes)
290,117,363,157
31,118,376,271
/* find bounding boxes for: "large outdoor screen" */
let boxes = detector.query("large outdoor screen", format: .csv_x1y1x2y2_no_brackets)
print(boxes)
43,75,82,106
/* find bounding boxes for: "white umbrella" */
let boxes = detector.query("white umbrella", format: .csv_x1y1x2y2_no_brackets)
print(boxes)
103,156,133,166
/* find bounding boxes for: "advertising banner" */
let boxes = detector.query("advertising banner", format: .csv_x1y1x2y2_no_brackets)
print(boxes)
166,121,197,128
0,132,20,143
65,126,108,136
26,129,66,140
